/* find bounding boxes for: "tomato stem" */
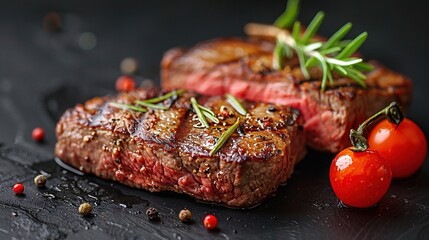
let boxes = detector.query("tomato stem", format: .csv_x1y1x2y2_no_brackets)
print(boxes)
350,102,404,152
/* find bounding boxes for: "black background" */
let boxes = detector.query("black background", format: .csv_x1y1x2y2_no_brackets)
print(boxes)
0,0,428,239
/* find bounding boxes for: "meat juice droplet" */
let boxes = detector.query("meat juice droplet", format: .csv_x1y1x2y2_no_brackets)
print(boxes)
30,160,150,209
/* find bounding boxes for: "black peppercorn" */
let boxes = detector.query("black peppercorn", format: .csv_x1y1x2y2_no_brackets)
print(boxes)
146,207,160,221
237,125,246,136
267,105,276,112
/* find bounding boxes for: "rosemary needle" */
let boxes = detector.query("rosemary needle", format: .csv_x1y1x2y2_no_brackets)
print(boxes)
142,89,185,103
190,97,209,128
226,94,247,115
109,102,147,112
203,110,220,124
274,0,300,28
210,118,240,156
135,100,169,110
198,105,216,117
197,102,219,123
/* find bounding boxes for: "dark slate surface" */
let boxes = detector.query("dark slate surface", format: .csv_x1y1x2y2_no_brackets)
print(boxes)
0,0,428,239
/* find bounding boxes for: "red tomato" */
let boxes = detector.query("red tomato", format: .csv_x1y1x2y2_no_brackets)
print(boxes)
368,119,427,178
115,75,135,92
203,214,218,230
330,148,392,208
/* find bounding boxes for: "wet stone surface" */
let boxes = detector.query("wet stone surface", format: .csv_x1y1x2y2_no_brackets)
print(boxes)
1,141,429,240
0,146,222,239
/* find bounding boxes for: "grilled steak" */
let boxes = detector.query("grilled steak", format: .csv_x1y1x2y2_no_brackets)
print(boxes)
55,89,306,208
161,38,412,152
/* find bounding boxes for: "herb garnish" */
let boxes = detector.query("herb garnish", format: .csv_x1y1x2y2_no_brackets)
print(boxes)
249,0,374,91
136,89,184,110
135,100,169,110
110,89,184,112
198,105,216,116
190,97,210,128
190,97,219,127
203,110,220,124
142,89,184,103
210,118,240,156
109,102,147,112
273,0,300,28
226,94,247,116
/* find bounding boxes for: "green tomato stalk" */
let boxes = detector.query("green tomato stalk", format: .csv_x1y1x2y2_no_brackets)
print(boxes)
350,102,404,152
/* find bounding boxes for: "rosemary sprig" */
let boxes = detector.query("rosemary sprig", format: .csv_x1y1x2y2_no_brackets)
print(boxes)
272,1,374,91
210,118,240,156
274,0,300,28
190,97,209,128
112,89,185,111
142,89,185,103
109,102,147,112
135,100,169,110
225,94,247,116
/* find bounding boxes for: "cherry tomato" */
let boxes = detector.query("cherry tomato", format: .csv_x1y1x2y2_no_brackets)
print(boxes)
203,214,218,230
330,148,392,208
115,75,135,92
32,127,45,142
368,118,427,178
13,183,25,195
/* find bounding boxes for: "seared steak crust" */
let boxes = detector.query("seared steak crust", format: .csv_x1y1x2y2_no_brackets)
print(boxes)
161,38,412,152
55,89,305,208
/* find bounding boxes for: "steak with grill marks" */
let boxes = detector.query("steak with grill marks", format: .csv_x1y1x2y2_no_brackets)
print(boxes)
55,89,306,208
161,37,412,152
